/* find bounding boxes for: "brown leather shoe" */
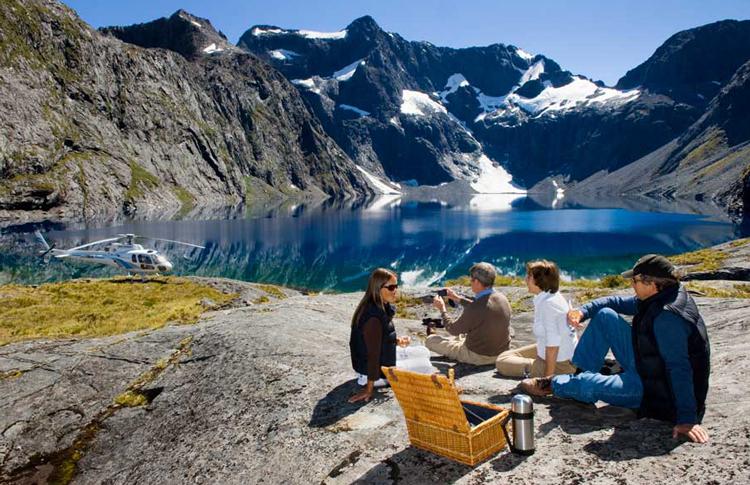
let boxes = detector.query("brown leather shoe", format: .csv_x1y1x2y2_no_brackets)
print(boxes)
519,377,553,396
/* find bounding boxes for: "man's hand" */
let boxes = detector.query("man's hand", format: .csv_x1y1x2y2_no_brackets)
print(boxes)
397,336,411,347
432,295,447,313
567,309,584,329
444,287,460,302
672,424,709,443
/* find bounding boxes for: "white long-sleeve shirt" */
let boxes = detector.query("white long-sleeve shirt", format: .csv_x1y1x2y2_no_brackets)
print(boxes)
532,291,578,361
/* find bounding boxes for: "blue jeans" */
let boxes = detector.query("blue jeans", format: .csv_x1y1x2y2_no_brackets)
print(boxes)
551,308,643,408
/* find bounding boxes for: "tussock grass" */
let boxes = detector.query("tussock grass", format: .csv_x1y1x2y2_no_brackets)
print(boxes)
444,274,524,287
729,238,749,248
257,284,287,299
396,293,426,319
561,275,629,289
686,283,750,299
0,277,234,346
669,248,727,272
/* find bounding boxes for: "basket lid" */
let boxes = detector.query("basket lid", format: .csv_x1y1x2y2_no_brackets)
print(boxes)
382,366,470,434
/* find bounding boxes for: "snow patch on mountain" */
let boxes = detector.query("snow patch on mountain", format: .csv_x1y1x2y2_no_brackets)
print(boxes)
470,155,527,194
355,165,401,194
251,27,285,36
291,77,322,95
505,76,640,115
298,29,348,40
519,60,545,85
269,49,300,60
190,20,202,29
401,90,447,116
333,59,365,81
339,104,370,117
251,27,347,40
438,74,470,102
202,43,223,54
515,47,534,61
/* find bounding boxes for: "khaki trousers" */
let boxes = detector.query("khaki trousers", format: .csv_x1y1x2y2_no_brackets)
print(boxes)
425,335,498,366
495,343,577,377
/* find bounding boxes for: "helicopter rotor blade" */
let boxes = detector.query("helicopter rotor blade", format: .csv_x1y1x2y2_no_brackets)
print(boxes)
69,237,122,251
144,237,206,249
34,230,51,251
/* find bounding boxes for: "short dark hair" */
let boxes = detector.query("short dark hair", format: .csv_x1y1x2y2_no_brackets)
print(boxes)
638,274,679,292
526,260,560,293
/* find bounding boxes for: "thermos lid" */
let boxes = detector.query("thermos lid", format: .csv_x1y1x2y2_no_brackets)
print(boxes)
511,394,533,413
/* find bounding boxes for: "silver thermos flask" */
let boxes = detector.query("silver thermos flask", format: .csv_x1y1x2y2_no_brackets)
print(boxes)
508,394,535,455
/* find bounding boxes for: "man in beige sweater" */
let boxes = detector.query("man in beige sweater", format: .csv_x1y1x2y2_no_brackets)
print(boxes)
426,262,512,365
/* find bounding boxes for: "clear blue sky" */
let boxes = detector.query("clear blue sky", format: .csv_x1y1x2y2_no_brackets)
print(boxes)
62,0,749,85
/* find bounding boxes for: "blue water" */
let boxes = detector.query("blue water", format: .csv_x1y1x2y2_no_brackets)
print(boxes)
0,199,740,292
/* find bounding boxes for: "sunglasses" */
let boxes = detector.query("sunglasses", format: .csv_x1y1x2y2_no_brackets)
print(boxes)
381,283,399,291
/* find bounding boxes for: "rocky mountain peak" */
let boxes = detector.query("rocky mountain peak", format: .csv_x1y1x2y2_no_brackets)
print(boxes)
100,9,234,60
616,19,750,105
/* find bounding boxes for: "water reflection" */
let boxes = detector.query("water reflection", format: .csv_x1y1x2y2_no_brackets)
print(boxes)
0,194,740,292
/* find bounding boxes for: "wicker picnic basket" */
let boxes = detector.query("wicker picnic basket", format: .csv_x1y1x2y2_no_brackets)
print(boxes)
382,366,510,466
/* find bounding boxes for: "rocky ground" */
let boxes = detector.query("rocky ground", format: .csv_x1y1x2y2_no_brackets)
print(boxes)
1,250,750,483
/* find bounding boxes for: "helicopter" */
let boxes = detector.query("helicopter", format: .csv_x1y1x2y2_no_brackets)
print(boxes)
34,231,205,276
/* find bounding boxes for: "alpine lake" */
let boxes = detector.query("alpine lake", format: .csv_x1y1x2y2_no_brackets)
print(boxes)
1,193,745,292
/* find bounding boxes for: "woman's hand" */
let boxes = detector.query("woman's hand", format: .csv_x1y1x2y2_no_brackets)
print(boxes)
432,295,447,313
673,424,709,443
397,336,411,347
348,383,374,403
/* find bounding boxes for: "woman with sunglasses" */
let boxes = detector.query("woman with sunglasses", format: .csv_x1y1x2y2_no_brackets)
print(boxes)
348,268,410,403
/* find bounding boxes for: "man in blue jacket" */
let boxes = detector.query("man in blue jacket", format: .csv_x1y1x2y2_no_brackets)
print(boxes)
520,254,711,443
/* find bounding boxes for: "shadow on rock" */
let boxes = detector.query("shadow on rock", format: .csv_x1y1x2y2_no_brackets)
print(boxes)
583,419,682,460
309,379,389,428
352,446,474,484
431,359,495,378
490,449,530,473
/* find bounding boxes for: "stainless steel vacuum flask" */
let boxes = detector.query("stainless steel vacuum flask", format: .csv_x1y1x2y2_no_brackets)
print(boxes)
509,394,535,455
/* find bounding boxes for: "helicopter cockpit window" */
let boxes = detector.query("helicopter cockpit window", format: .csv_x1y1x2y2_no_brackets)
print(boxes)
137,254,154,264
132,255,137,263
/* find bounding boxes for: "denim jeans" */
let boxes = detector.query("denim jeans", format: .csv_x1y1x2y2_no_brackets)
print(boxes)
551,308,643,408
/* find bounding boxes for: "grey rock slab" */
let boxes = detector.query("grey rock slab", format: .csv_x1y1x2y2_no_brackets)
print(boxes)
1,290,749,483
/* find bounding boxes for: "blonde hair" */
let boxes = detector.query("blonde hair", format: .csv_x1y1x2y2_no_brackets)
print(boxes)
351,268,397,327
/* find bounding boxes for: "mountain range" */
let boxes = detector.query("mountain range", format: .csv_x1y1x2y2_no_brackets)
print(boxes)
0,0,748,224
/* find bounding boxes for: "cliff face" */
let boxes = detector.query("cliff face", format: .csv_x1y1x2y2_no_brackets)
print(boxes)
571,60,750,222
0,1,371,224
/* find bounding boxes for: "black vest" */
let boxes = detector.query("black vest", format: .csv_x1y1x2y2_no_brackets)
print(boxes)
632,285,711,423
349,302,397,378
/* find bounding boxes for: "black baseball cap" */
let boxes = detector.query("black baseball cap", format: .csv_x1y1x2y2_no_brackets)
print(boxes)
621,254,677,279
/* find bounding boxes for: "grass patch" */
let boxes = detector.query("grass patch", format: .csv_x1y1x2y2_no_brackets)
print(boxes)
686,283,750,299
257,284,287,299
729,238,749,248
173,186,195,216
574,288,615,304
395,293,426,318
680,128,727,168
561,275,629,289
0,278,235,346
114,390,149,407
509,295,532,313
124,161,159,203
1,369,23,380
253,295,270,304
669,248,727,272
444,274,524,287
